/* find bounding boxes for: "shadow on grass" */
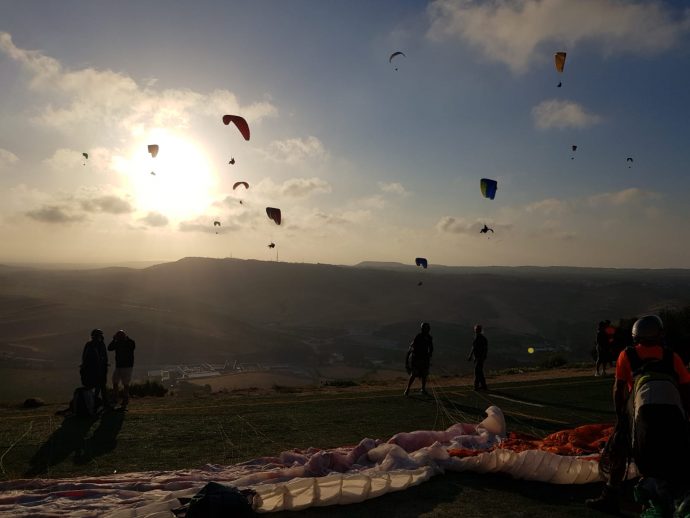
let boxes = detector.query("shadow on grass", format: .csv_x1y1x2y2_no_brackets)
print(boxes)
24,415,97,477
77,409,125,464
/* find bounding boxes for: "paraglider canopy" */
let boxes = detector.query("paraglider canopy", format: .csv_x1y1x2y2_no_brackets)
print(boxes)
266,207,281,225
148,144,159,158
233,181,249,191
554,52,566,73
222,115,250,141
480,178,498,200
229,158,235,165
480,224,494,234
82,152,89,160
415,257,428,269
389,51,406,63
571,145,577,152
213,221,221,227
268,242,276,249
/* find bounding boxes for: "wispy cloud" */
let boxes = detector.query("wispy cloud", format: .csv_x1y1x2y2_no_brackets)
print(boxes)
588,187,661,207
80,195,133,214
254,177,332,199
26,205,86,224
378,181,410,197
0,32,277,134
532,100,602,130
264,136,328,165
427,0,690,73
0,148,19,169
139,212,169,228
524,197,571,215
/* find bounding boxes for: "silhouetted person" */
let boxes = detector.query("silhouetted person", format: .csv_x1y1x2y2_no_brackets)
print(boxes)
595,321,609,376
108,329,136,409
468,324,488,391
404,322,433,396
587,315,690,515
81,329,109,408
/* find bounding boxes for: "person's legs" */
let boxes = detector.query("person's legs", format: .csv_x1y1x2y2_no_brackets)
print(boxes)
476,360,487,390
112,369,121,407
404,374,416,396
120,368,133,407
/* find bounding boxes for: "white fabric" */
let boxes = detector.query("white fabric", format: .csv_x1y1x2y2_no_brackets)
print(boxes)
0,406,607,517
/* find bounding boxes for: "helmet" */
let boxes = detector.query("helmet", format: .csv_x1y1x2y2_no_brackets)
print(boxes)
474,324,483,333
91,328,104,338
113,330,127,340
632,315,663,343
421,322,431,332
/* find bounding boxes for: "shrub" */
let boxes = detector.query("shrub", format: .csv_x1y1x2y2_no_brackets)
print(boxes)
128,380,168,398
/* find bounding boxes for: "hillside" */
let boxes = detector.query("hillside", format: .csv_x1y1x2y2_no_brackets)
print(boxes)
1,257,689,380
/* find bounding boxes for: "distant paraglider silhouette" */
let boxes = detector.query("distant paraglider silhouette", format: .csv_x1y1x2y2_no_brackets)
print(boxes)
480,224,494,234
82,152,88,165
229,158,235,165
627,157,634,168
389,51,405,71
147,144,159,158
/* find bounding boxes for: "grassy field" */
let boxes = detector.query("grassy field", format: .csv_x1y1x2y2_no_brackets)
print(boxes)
0,372,619,516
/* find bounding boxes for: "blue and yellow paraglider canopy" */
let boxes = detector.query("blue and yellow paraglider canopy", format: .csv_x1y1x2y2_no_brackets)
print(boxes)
480,178,497,200
415,257,428,269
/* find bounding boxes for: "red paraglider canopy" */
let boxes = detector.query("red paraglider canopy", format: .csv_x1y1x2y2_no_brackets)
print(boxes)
222,115,250,141
266,207,281,225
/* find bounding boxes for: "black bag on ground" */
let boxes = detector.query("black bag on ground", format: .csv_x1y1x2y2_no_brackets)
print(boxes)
183,481,256,518
70,387,96,417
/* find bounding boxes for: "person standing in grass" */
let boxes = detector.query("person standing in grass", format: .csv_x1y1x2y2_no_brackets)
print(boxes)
467,324,488,391
404,322,433,396
595,320,610,376
81,328,110,409
108,329,136,409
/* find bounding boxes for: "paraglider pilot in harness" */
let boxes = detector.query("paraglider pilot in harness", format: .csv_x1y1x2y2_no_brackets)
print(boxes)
587,315,690,515
468,324,488,391
404,322,433,396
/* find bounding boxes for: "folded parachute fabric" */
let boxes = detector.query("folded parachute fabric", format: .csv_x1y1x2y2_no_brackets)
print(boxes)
0,406,620,516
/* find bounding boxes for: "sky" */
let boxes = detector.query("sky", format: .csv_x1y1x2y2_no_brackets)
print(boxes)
1,0,690,268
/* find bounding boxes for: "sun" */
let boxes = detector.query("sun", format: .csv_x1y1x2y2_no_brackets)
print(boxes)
122,131,217,221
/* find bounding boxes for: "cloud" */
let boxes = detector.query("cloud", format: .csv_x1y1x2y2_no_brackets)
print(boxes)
254,177,332,199
436,216,511,235
25,205,86,224
532,100,602,129
524,197,571,215
139,212,169,227
0,148,19,169
588,187,661,207
264,136,328,165
0,32,277,133
378,182,410,197
80,195,133,214
427,0,690,73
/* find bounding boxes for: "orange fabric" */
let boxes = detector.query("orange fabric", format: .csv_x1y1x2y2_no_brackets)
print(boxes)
615,344,690,391
447,424,614,458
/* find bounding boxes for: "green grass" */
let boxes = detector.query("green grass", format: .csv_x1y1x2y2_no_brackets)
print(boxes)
0,375,619,516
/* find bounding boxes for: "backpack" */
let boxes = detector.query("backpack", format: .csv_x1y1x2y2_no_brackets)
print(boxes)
625,346,689,479
182,482,256,518
71,387,96,417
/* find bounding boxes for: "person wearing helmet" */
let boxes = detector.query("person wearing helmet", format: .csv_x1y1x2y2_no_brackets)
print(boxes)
108,329,136,409
80,329,109,409
404,322,433,396
587,315,690,514
467,324,488,391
